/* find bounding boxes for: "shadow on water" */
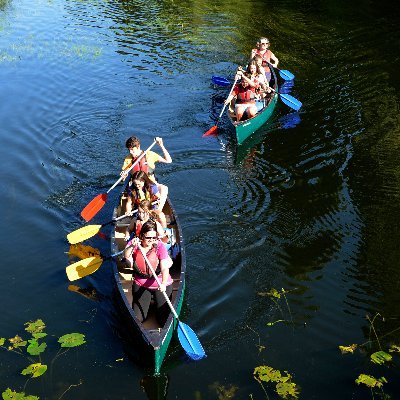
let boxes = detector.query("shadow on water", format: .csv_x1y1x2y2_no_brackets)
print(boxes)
140,374,169,400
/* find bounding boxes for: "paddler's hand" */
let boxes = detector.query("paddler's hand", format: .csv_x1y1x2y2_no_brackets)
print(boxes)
159,282,167,292
120,170,129,179
155,137,164,147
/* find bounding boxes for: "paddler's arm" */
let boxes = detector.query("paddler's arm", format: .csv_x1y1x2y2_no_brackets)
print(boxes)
158,256,173,292
155,137,172,164
269,51,279,67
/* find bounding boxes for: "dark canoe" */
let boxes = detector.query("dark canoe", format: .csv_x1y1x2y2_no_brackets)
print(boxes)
228,66,279,145
110,194,186,374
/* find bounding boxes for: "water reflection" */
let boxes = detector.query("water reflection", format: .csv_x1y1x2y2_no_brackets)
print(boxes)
140,374,169,400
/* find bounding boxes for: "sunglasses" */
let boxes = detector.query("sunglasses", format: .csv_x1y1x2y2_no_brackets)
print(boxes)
143,236,157,241
260,42,269,45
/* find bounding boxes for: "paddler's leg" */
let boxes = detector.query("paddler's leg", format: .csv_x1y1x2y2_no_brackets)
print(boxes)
132,284,152,322
154,285,173,326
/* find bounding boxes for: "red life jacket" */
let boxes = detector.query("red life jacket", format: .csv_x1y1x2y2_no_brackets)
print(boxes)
132,152,148,173
255,49,272,67
235,85,256,104
132,245,159,278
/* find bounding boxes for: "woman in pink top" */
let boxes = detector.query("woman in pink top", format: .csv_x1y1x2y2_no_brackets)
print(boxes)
124,220,173,325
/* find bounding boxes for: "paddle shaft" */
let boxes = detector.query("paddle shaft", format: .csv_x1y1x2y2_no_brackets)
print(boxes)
108,140,157,193
138,246,199,351
219,75,240,119
138,245,178,319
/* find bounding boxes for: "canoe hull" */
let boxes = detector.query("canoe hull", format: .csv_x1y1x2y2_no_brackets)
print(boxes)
234,94,278,145
111,195,186,374
228,65,279,145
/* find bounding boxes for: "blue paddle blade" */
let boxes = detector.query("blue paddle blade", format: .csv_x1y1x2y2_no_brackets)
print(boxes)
177,321,206,360
212,76,231,87
279,93,302,111
279,69,295,81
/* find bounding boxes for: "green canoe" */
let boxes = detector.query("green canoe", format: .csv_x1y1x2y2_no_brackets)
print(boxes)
111,195,186,374
228,66,279,145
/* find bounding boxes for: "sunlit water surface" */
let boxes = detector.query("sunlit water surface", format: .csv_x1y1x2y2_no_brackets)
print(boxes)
1,0,400,398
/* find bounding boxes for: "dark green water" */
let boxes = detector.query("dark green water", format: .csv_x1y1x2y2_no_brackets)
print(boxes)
1,0,400,398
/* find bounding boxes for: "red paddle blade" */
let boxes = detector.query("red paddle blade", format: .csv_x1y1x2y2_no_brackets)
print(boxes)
202,125,218,137
80,193,107,222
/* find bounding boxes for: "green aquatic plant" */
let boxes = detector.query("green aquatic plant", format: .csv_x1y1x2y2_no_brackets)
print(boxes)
338,313,400,398
258,287,296,327
208,381,239,399
1,388,39,400
254,365,300,399
1,319,86,400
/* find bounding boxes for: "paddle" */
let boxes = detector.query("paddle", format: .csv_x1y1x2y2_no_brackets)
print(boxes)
80,140,157,222
67,211,135,244
276,68,294,81
65,249,125,281
268,87,302,111
138,245,206,361
203,75,240,137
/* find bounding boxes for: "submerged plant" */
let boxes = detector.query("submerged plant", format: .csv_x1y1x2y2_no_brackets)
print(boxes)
0,319,86,399
254,365,300,399
258,287,296,328
338,313,399,399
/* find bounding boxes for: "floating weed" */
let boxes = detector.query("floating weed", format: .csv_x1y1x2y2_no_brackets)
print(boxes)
208,381,239,399
1,319,86,399
370,351,392,365
338,313,400,398
254,365,300,399
246,325,266,354
2,388,39,400
389,344,400,353
58,333,86,348
259,288,296,328
21,363,48,379
355,374,387,389
338,344,358,354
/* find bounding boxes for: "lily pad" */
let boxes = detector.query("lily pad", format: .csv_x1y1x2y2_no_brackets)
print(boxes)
27,339,47,356
24,320,46,335
1,388,39,400
339,344,358,354
58,333,86,348
276,381,300,399
370,351,392,365
355,374,387,388
21,363,48,378
8,336,27,349
389,344,400,353
254,366,282,383
0,337,5,346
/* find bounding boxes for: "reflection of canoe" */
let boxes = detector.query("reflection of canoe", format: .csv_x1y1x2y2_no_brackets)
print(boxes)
228,66,279,145
111,194,186,374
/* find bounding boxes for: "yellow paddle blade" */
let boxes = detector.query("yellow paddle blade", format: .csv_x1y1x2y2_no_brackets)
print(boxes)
66,256,103,281
67,244,101,260
67,225,102,244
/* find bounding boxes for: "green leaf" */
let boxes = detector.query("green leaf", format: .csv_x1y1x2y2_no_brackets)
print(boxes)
338,344,358,354
370,351,392,365
389,344,400,353
21,363,48,378
32,333,47,339
58,333,86,348
2,388,39,400
355,374,387,388
26,340,47,356
8,336,27,350
24,320,46,335
254,366,282,383
276,381,300,399
0,337,5,346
